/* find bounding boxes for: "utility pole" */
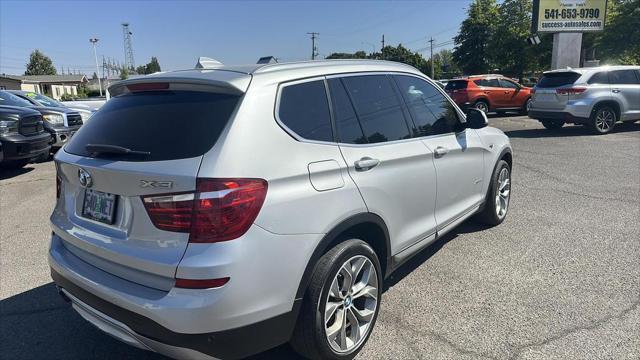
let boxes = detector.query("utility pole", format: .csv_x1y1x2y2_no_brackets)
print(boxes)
307,32,319,60
89,38,102,96
429,37,435,79
381,34,385,59
122,23,135,71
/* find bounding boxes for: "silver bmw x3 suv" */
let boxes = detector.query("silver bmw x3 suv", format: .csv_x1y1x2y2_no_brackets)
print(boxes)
49,59,512,360
528,65,640,134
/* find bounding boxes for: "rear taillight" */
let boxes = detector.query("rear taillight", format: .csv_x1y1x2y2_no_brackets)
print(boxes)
56,176,61,199
142,178,268,243
556,87,586,95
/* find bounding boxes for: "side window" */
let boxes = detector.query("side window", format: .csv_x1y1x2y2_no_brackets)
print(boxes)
327,79,366,144
480,78,500,88
588,72,609,84
609,70,639,85
393,75,461,136
278,80,333,142
499,79,519,89
473,79,486,87
340,75,411,144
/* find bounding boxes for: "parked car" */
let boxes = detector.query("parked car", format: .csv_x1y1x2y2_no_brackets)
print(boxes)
62,98,107,112
8,90,94,123
445,74,533,114
0,90,83,152
528,65,640,134
49,60,512,360
0,105,51,168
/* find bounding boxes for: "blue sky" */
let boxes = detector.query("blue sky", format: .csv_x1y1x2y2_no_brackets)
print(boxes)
0,0,470,75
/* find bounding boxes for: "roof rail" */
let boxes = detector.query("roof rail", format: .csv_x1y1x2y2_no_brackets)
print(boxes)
195,57,223,69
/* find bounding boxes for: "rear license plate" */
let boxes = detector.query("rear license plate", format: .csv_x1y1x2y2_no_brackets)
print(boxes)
82,189,117,224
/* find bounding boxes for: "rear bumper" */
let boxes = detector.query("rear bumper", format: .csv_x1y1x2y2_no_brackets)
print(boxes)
0,133,51,161
528,110,589,124
53,269,300,360
48,225,321,359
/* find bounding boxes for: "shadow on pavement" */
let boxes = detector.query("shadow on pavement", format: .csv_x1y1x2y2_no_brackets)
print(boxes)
505,122,640,138
0,165,34,180
382,219,490,291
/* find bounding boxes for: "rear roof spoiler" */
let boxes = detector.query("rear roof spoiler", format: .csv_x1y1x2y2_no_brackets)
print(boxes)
108,71,251,97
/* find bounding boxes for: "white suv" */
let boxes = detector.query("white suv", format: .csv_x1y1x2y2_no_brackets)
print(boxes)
49,59,512,359
529,65,640,134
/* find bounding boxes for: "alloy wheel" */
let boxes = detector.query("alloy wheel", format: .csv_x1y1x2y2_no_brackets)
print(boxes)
595,108,615,132
324,255,378,354
495,167,510,219
475,102,488,113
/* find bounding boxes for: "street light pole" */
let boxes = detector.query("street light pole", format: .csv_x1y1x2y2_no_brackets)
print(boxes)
89,38,102,97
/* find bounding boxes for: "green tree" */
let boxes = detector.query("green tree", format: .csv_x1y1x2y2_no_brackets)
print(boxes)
453,0,499,75
490,0,552,79
120,67,129,80
326,51,368,59
135,57,162,74
433,49,462,79
597,0,639,64
24,49,57,76
92,72,98,80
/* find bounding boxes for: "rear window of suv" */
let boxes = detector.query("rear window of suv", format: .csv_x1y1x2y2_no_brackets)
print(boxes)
65,90,239,161
537,72,581,88
444,80,468,90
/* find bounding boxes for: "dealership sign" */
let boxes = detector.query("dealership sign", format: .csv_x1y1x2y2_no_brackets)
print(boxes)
532,0,608,33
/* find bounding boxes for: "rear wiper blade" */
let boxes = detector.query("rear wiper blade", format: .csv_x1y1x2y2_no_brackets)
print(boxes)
85,143,151,156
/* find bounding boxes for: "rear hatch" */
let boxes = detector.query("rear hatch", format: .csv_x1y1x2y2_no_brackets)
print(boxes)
444,80,469,105
532,71,582,110
52,80,245,291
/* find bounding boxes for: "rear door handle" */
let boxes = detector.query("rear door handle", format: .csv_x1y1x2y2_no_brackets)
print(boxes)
612,88,621,93
354,157,380,171
434,146,449,158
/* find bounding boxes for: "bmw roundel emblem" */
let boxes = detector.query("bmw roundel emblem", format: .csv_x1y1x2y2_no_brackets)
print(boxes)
78,168,93,188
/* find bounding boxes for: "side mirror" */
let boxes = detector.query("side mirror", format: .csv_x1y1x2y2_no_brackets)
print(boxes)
465,108,488,129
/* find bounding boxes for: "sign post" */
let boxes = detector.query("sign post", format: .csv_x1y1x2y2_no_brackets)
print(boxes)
532,0,608,69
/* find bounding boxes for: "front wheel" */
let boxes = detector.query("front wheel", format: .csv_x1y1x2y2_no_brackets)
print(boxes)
476,160,511,226
291,239,382,360
520,98,532,115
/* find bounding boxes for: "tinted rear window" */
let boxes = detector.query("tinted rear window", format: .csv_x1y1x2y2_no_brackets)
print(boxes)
278,80,333,142
588,72,609,84
609,70,639,85
537,72,581,88
65,91,239,161
445,80,468,90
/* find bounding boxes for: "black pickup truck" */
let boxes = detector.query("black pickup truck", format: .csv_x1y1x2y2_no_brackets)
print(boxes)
0,106,52,168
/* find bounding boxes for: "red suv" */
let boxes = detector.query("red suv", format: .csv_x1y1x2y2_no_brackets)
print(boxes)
445,75,532,114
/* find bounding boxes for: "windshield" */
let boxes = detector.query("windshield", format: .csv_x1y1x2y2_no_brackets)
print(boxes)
24,92,64,107
0,90,34,107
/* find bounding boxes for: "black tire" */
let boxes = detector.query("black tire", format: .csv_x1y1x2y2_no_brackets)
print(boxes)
540,119,565,130
520,98,532,115
476,160,511,226
473,100,489,113
291,239,382,360
589,105,617,135
1,159,30,169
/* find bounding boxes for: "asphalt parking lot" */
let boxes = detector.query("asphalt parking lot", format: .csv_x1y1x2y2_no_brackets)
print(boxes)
1,115,639,360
